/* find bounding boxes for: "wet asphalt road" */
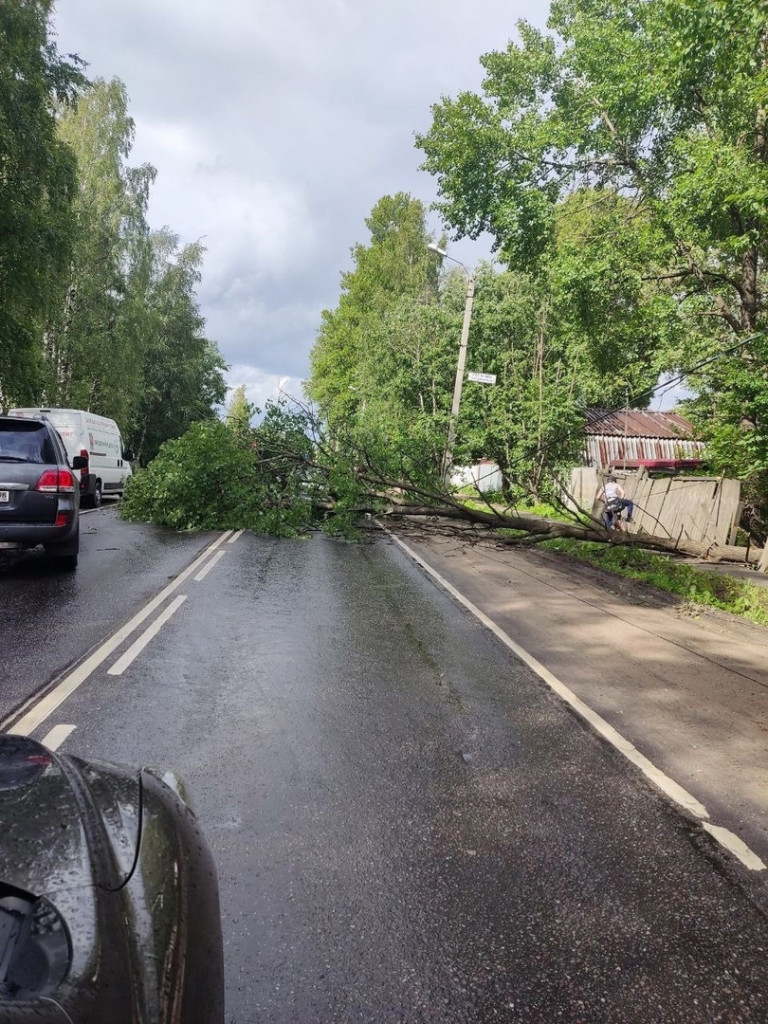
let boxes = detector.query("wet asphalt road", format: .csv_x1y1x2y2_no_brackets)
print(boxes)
0,504,216,723
15,527,768,1023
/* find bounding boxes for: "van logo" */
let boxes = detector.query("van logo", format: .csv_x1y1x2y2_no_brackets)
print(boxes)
89,432,94,451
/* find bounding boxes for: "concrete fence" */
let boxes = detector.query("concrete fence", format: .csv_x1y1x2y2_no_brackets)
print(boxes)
566,467,743,547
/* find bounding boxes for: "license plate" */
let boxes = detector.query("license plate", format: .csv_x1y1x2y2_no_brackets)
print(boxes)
0,490,9,503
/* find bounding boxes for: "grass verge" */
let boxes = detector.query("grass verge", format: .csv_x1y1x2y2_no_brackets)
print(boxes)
539,537,768,626
456,496,768,626
461,497,575,521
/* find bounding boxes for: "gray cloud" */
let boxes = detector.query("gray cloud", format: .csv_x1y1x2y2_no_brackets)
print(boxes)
51,0,546,408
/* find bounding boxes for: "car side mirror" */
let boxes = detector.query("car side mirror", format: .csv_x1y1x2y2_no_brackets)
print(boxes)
123,448,134,461
72,456,88,470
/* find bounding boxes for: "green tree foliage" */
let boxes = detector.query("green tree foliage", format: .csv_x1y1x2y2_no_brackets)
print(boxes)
307,192,441,433
546,191,682,403
43,78,156,418
122,420,267,531
0,19,228,466
225,384,256,442
418,0,768,330
417,0,768,479
307,193,458,489
307,194,594,497
121,403,316,536
353,294,460,482
449,266,584,499
13,78,228,461
0,0,85,402
130,231,227,464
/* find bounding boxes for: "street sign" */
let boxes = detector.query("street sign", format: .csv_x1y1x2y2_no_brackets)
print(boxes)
467,371,497,384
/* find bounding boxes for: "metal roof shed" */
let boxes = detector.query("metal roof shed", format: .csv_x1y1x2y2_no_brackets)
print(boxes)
584,408,706,470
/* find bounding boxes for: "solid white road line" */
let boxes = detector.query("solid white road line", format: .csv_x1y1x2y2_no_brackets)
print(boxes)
703,823,767,872
41,724,76,751
228,530,243,544
194,549,226,581
382,526,767,872
107,594,187,676
4,532,233,737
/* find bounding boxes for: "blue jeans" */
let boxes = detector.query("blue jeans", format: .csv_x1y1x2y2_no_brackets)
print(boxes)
604,499,634,528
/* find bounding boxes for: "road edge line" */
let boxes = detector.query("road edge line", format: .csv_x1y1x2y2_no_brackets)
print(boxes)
380,525,766,871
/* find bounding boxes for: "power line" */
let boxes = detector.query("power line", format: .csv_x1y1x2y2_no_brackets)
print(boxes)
630,332,764,408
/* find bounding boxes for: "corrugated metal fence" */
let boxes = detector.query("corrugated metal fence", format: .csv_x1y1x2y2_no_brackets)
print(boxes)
567,467,742,546
585,435,706,470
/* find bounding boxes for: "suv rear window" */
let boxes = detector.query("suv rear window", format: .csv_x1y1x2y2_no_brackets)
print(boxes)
0,422,56,464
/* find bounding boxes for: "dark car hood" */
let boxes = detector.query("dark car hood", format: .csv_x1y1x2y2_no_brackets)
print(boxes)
0,738,141,896
0,736,142,1016
0,736,224,1024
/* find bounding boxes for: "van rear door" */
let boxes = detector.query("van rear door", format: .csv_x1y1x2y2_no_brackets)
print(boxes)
38,411,84,463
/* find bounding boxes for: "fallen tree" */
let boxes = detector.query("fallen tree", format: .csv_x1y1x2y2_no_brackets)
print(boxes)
350,465,763,565
246,412,764,565
380,502,762,564
120,397,764,567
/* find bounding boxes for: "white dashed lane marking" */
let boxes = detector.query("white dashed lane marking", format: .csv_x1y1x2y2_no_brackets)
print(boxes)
41,724,76,751
3,531,232,737
107,594,187,676
194,549,226,582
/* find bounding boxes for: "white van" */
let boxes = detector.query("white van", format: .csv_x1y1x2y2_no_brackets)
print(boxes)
8,408,133,507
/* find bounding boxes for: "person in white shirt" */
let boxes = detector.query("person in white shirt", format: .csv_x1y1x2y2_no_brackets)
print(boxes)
597,475,634,529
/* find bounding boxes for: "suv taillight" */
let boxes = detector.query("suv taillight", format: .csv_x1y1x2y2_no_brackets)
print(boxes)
36,470,76,493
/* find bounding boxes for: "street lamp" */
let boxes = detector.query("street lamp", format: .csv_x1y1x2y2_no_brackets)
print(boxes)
427,243,475,484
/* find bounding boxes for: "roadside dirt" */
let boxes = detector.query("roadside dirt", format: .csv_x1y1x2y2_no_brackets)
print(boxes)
390,516,768,645
530,543,768,644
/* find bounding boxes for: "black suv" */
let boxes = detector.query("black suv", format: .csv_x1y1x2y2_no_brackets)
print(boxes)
0,415,87,570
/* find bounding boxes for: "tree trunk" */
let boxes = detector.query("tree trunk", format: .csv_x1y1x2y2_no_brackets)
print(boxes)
384,503,763,564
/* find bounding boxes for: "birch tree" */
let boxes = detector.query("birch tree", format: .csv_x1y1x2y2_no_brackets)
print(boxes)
0,0,84,403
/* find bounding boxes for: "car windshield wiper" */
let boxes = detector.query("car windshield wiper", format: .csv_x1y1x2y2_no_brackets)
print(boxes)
0,456,28,462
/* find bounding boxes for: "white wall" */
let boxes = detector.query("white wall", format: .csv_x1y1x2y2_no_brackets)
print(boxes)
452,461,503,494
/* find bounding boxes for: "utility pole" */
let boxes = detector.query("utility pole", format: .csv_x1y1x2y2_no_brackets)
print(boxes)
427,244,475,485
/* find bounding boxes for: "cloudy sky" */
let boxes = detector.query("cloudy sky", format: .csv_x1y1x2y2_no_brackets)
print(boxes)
50,0,547,410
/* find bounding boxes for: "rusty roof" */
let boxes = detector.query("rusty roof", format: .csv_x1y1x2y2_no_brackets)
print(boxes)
585,408,697,439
